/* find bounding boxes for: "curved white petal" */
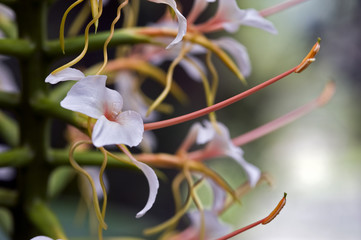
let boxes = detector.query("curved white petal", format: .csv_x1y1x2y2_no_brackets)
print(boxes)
30,237,56,240
241,9,278,34
188,210,231,239
45,67,85,84
208,179,226,213
200,121,261,187
226,145,261,187
148,0,187,49
214,0,247,33
84,166,108,199
115,72,157,122
0,62,18,92
213,37,251,77
92,111,144,147
0,3,15,21
132,158,159,218
0,167,15,181
196,121,215,145
178,55,207,82
60,75,107,119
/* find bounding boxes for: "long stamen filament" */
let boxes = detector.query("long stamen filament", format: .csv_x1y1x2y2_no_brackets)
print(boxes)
232,81,335,146
144,66,297,131
260,0,309,17
216,193,287,240
144,39,321,131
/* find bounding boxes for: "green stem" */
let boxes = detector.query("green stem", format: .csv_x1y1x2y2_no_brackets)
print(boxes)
45,28,156,58
0,147,32,167
0,110,19,146
49,149,134,169
32,97,86,130
0,39,34,58
27,200,68,240
0,91,20,109
0,188,18,207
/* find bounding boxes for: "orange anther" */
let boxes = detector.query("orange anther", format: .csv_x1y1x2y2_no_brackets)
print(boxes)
295,38,321,73
262,192,287,224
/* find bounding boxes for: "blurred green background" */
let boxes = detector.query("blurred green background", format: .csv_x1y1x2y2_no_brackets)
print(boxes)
214,0,361,239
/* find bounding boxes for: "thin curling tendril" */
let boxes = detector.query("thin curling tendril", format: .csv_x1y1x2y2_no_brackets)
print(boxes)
97,147,109,240
144,178,204,236
53,0,104,75
183,54,218,126
146,44,192,117
97,0,129,75
184,165,205,240
69,140,108,230
60,0,85,54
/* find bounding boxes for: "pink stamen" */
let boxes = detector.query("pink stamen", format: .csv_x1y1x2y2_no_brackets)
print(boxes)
216,193,287,240
260,0,309,17
144,66,297,131
232,81,335,146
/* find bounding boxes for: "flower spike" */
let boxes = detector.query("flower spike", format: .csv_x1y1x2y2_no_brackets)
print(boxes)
295,38,321,73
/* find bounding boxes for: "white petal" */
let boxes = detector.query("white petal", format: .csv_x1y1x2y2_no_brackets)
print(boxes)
188,210,231,239
213,37,251,77
115,72,157,122
201,120,230,149
240,9,278,34
201,121,261,187
0,63,17,93
121,149,159,218
148,0,187,49
178,55,207,82
132,159,159,218
92,111,144,147
30,237,55,240
0,167,16,181
60,75,107,119
208,179,226,213
225,145,261,187
195,121,215,145
45,67,85,84
214,0,247,33
0,3,15,21
84,166,108,199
